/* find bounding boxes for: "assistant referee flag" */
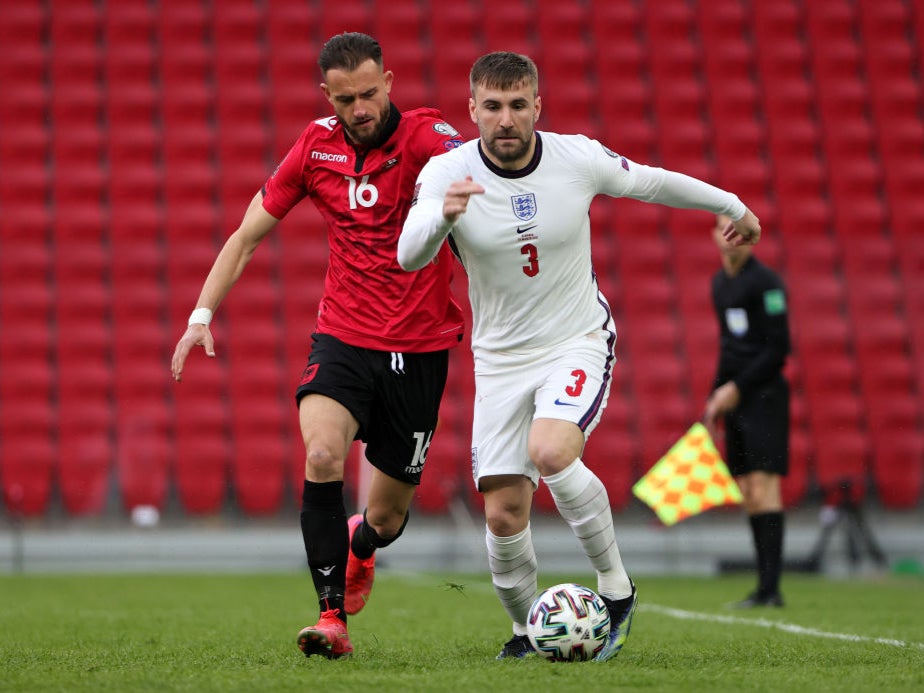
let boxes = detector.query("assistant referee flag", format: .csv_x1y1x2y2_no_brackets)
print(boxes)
633,423,743,526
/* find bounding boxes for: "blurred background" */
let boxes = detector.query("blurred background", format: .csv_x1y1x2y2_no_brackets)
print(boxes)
0,0,922,575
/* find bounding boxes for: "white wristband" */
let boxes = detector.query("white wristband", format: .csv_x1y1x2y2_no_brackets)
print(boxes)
188,307,213,326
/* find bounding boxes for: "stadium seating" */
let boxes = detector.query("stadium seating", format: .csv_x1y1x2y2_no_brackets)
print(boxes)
3,0,924,520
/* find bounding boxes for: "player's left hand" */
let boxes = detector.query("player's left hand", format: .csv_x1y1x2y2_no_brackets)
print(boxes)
723,208,760,246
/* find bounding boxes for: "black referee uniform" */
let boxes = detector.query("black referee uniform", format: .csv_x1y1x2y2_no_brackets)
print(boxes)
711,254,790,602
712,255,791,475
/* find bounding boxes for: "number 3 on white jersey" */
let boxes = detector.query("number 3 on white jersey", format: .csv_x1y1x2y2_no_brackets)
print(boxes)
345,175,379,209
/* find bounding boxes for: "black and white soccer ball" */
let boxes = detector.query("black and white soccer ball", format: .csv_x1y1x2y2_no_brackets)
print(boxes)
526,583,611,662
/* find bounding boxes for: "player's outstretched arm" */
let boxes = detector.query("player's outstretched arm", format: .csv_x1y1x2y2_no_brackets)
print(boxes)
171,192,279,382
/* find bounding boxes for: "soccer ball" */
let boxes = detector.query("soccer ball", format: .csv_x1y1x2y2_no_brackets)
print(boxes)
526,583,611,662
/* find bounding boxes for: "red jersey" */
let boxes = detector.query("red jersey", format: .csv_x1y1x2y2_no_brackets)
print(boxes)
262,105,465,352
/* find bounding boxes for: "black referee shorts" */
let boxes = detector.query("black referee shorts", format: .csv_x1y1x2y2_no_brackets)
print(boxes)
724,375,790,477
294,333,449,485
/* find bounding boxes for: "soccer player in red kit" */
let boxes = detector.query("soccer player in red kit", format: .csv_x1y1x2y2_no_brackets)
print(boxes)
171,33,464,659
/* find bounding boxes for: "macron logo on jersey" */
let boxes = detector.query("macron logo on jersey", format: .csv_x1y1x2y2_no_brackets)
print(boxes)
311,151,349,163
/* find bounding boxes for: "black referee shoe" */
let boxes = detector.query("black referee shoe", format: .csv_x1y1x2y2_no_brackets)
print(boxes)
731,591,784,609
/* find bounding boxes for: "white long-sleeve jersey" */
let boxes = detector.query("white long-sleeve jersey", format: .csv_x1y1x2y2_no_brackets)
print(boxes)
399,131,746,357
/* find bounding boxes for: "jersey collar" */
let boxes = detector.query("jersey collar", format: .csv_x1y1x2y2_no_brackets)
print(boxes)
477,131,543,179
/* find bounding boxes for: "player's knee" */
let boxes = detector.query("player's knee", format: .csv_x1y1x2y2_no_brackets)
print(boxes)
529,446,573,478
481,476,532,535
745,472,781,510
304,445,345,480
363,510,409,547
484,499,530,537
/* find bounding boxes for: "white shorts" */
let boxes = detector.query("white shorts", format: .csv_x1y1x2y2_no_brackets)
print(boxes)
470,328,616,489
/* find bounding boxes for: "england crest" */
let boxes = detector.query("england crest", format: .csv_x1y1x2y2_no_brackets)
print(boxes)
511,193,537,221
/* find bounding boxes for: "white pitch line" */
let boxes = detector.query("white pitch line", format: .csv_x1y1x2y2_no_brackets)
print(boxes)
643,603,924,650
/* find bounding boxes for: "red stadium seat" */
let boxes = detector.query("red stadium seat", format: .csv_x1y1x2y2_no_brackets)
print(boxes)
866,43,915,95
160,83,213,130
0,4,44,42
589,0,641,45
414,428,464,515
709,76,761,125
116,430,171,513
0,434,56,517
766,118,820,165
429,5,482,58
173,433,231,515
318,3,373,39
373,0,426,46
57,398,113,516
170,347,231,515
813,428,870,498
697,2,748,43
635,392,696,471
215,81,268,130
0,122,48,171
231,431,288,516
773,156,827,204
483,4,535,54
844,272,901,321
213,2,262,45
799,336,857,388
877,116,924,172
858,0,910,43
106,80,158,128
583,425,636,510
812,38,864,88
159,42,211,93
613,228,672,279
871,432,924,509
53,123,106,169
752,0,800,38
536,1,588,44
597,69,650,124
781,427,811,508
853,314,909,361
827,160,882,205
755,32,808,86
805,0,856,42
0,54,45,121
816,79,870,130
0,365,56,515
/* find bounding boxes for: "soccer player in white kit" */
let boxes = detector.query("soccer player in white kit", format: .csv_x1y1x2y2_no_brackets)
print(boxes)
399,52,761,661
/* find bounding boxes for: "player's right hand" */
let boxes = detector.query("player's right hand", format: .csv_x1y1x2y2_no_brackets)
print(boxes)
442,176,485,224
724,208,761,246
171,324,215,382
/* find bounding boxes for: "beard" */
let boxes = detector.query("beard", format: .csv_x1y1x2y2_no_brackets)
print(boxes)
344,119,384,147
342,103,390,148
483,132,531,164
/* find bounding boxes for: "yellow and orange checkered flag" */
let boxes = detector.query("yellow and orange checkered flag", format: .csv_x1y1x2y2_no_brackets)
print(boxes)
632,423,743,526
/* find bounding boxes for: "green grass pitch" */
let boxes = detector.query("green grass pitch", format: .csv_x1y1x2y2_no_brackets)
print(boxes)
2,571,922,692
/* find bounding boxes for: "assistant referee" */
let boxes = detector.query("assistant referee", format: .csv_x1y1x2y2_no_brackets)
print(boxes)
704,213,791,608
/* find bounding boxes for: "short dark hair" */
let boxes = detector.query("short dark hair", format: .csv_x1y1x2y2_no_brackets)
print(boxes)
318,32,383,75
469,52,539,95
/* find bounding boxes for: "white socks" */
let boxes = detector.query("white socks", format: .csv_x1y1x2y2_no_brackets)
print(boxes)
486,524,538,634
544,458,633,600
